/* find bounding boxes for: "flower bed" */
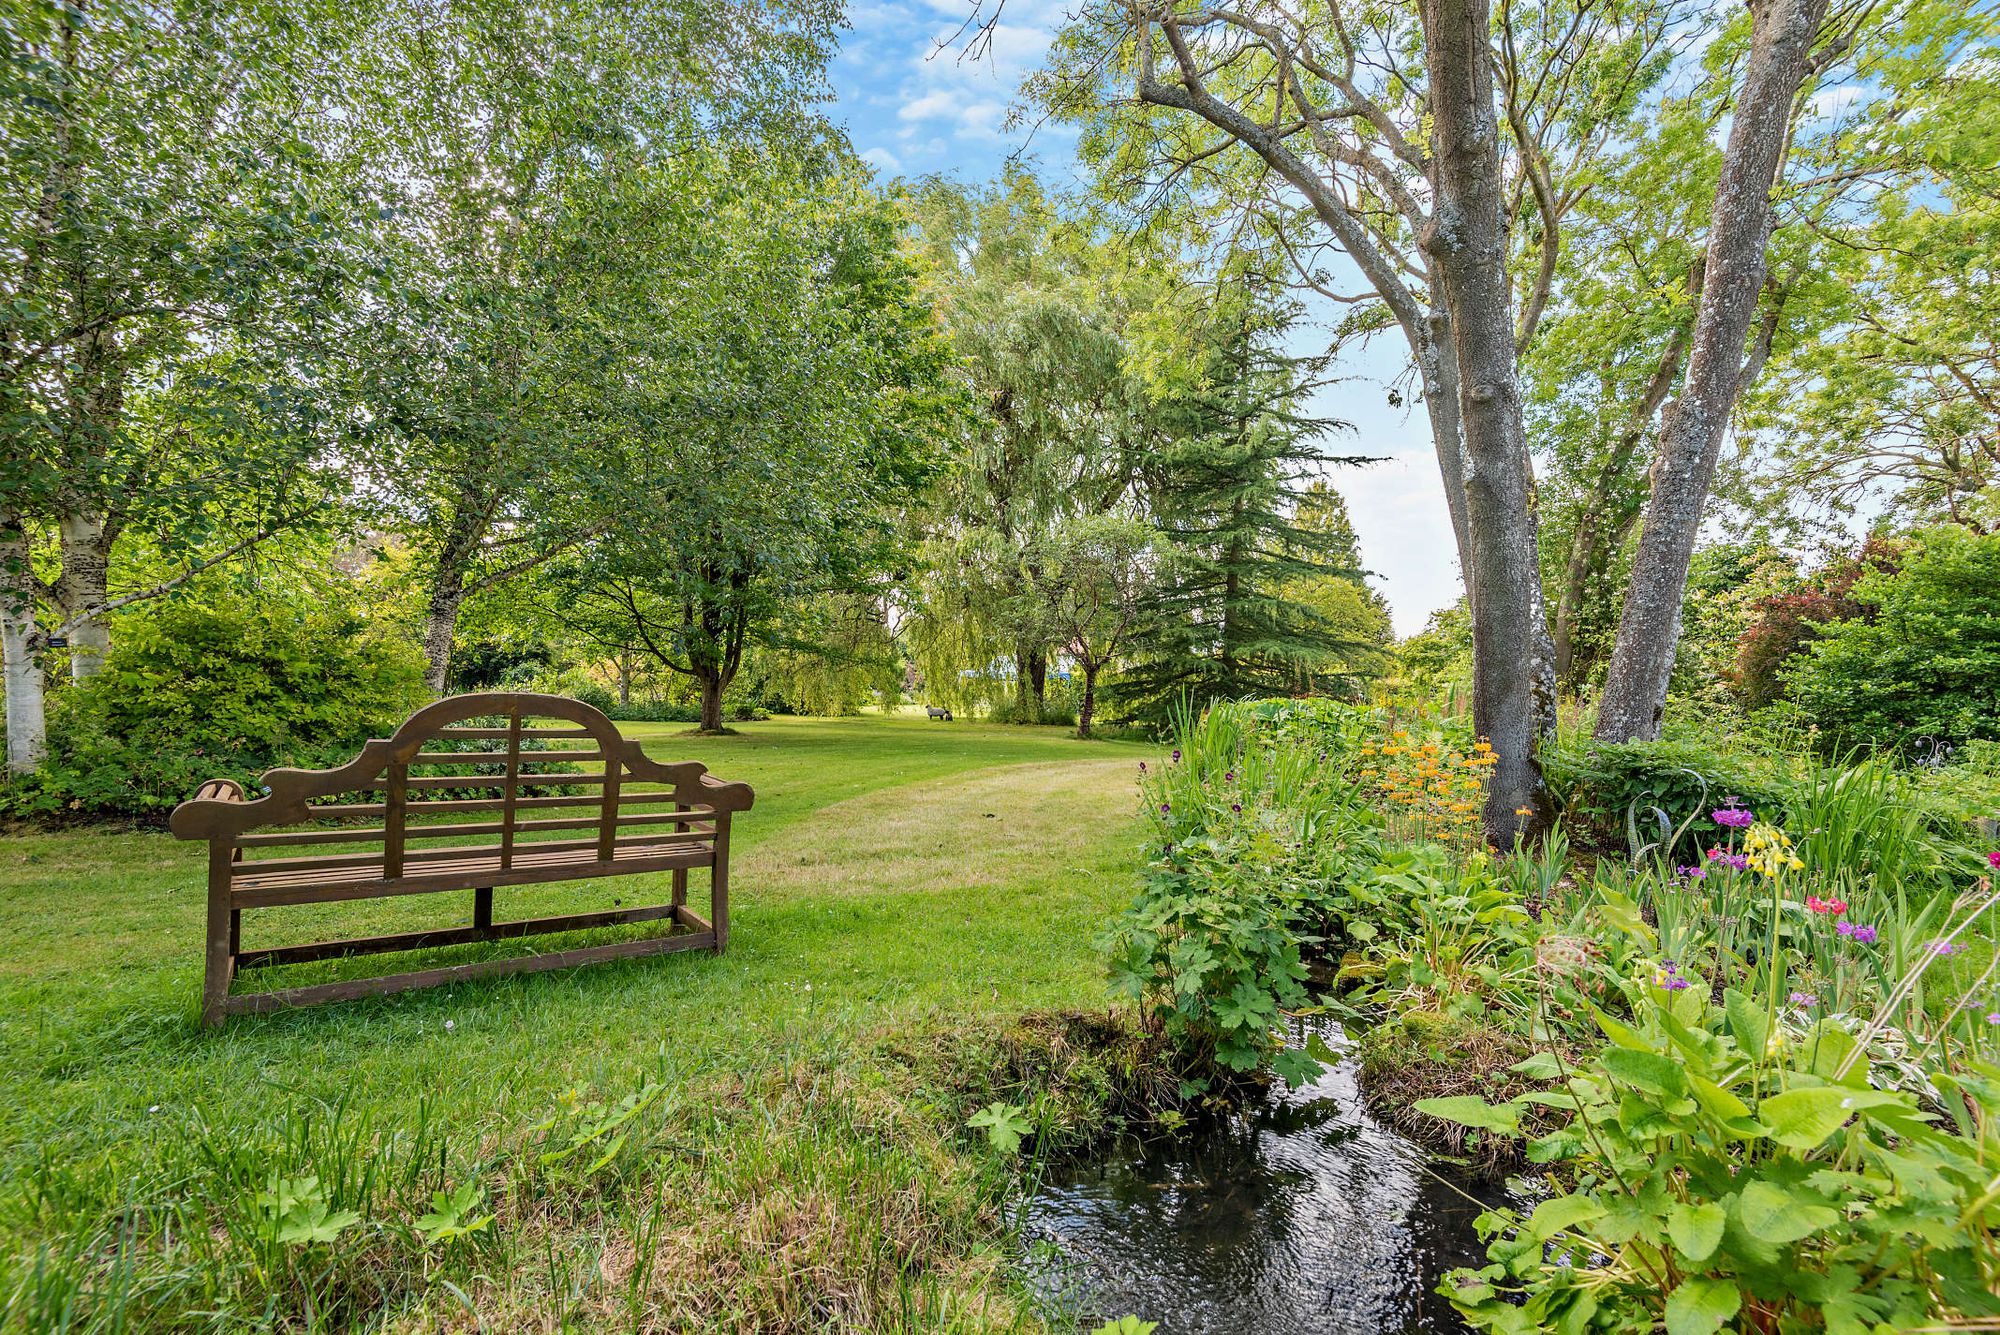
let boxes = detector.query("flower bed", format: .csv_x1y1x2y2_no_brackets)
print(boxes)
1108,699,2000,1332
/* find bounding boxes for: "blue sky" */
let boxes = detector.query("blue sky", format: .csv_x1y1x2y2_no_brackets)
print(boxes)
826,6,1464,636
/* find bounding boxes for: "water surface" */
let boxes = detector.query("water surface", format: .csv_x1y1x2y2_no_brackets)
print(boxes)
1021,1027,1512,1334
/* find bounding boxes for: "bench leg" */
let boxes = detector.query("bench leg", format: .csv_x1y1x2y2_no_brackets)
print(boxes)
474,887,493,932
203,848,234,1028
711,818,730,955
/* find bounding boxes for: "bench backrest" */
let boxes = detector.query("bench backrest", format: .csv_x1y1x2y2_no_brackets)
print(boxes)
168,692,752,881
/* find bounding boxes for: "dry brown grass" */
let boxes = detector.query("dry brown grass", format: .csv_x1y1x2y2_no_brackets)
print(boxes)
1357,1009,1567,1179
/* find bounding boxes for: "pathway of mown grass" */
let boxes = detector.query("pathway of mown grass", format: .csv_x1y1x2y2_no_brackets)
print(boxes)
0,715,1151,1333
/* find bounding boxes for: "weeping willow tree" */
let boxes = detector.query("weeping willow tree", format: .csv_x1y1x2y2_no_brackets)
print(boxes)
759,590,903,715
899,171,1149,720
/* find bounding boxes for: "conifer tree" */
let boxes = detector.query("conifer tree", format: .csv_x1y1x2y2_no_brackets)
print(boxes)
1116,280,1375,721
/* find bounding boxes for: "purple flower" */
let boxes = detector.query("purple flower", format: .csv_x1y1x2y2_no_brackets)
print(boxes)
1171,749,1182,763
1224,771,1235,782
1675,864,1706,881
1704,848,1749,871
1851,924,1878,945
1789,991,1818,1007
1160,803,1172,815
1231,803,1242,813
1712,808,1754,829
1138,761,1147,773
1986,1012,2000,1025
1664,976,1691,991
1929,940,1967,957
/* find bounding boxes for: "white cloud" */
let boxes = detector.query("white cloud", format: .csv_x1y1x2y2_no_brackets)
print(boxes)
859,145,904,175
898,89,964,123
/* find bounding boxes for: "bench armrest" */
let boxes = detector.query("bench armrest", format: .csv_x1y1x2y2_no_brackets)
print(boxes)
170,778,253,840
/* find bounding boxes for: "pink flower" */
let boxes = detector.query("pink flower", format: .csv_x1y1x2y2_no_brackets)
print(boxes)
1806,895,1847,916
1988,851,2000,870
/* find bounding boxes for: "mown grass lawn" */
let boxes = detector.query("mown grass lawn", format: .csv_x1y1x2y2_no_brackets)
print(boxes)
0,714,1152,1334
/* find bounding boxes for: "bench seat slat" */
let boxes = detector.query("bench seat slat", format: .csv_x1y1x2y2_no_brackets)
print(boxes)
234,830,715,879
232,842,717,907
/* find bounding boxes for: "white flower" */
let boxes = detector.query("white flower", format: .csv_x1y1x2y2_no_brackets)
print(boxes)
444,1020,456,1032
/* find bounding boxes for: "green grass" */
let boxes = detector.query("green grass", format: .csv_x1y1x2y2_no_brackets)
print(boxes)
0,715,1153,1333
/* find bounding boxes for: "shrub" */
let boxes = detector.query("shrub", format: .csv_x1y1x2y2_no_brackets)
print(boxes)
1543,737,1789,859
1787,526,2000,749
0,596,428,820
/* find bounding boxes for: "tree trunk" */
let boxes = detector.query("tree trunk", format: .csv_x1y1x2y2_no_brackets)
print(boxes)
698,673,723,732
1595,0,1828,742
615,656,633,707
1418,0,1553,841
1012,640,1043,721
421,507,485,694
56,511,113,681
422,577,464,695
1,510,47,775
1078,665,1097,740
1417,304,1477,592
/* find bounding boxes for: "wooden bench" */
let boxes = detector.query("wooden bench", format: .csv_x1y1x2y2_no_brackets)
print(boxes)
169,691,753,1026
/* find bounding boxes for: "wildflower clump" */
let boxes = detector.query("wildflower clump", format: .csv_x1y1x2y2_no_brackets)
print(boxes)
1743,821,1803,878
1354,730,1498,846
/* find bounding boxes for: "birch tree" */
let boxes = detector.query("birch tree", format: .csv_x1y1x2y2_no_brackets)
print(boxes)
1,0,377,772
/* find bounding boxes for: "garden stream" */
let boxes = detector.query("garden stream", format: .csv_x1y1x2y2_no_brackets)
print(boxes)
1019,1020,1518,1334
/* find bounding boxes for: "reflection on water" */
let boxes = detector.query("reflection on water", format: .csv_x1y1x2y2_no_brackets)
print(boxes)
1020,1023,1512,1334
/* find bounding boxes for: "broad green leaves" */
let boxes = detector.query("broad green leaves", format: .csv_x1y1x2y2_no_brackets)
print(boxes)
967,1102,1033,1154
1413,1096,1524,1135
1664,1276,1740,1335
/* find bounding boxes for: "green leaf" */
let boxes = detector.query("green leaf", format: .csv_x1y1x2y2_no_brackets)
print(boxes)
1599,1047,1687,1098
1528,1194,1606,1240
1089,1320,1157,1335
1592,1007,1652,1052
1664,1276,1741,1335
1413,1096,1522,1134
1271,1046,1325,1089
1666,1201,1727,1262
1687,1073,1752,1123
967,1102,1033,1154
1508,1052,1563,1080
1758,1085,1889,1150
1724,989,1768,1057
1735,1179,1840,1243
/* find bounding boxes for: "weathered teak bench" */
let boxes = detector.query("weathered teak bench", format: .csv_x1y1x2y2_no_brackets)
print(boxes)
170,692,753,1026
